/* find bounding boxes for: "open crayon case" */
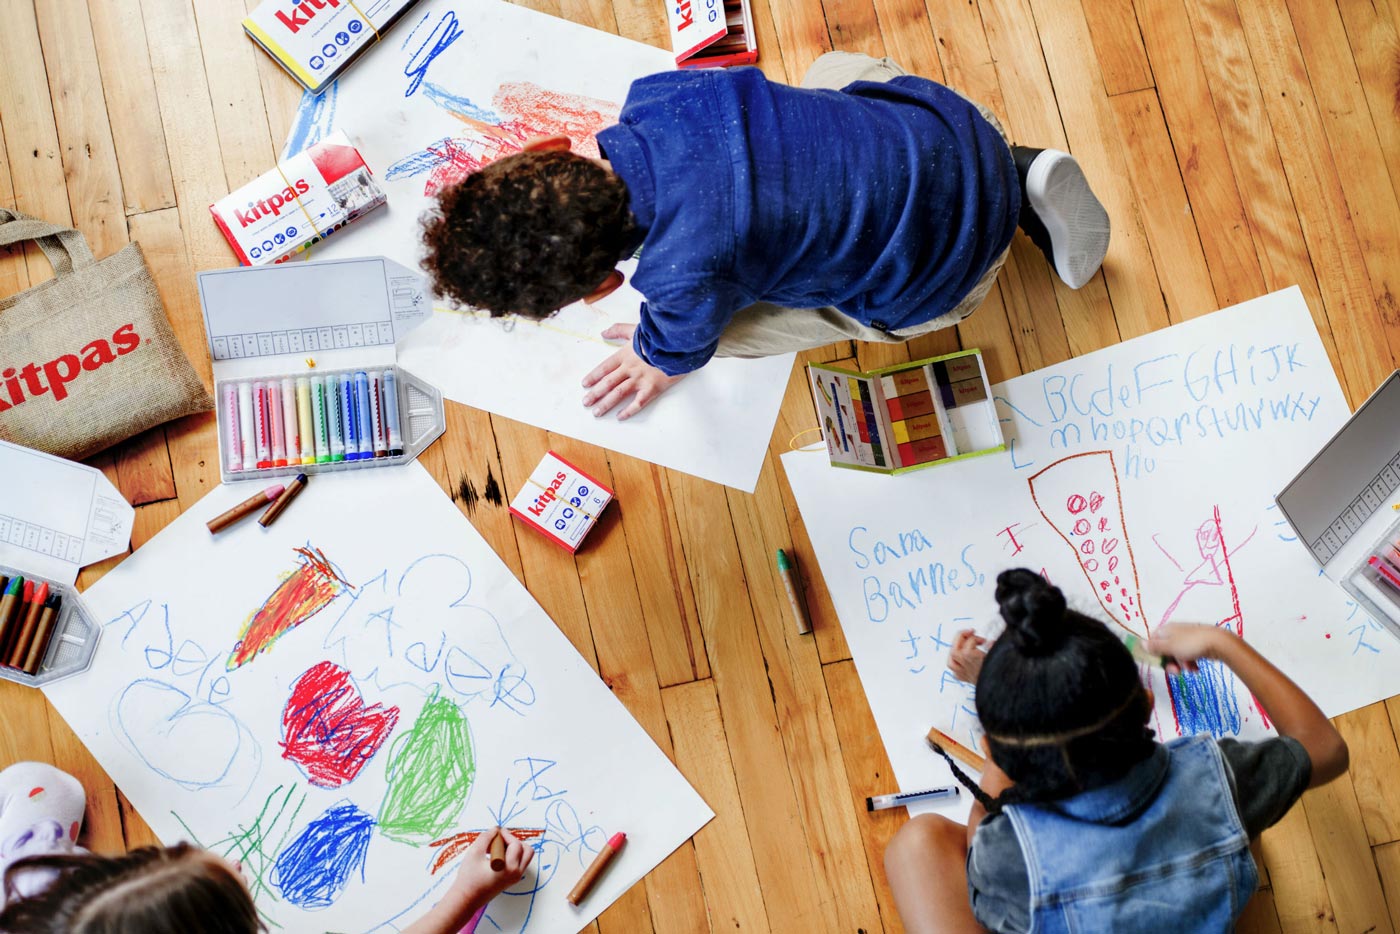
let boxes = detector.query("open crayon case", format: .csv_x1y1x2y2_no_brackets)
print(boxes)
0,565,100,688
197,256,446,484
1276,370,1400,642
808,350,1004,474
0,440,135,688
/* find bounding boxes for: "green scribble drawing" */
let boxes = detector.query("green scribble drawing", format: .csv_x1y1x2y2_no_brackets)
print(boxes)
173,784,306,930
377,687,475,843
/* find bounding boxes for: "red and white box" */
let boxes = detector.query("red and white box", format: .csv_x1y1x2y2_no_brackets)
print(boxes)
210,131,386,266
509,451,614,553
667,0,757,68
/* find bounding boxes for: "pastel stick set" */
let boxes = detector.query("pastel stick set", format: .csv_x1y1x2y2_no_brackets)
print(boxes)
197,256,446,482
807,350,1003,474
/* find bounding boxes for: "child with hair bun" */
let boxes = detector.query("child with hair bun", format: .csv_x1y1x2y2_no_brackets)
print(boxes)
885,568,1349,934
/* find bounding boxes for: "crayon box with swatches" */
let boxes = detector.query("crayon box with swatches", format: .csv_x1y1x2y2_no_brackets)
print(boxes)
0,441,136,687
807,350,1004,475
197,256,446,485
1276,370,1400,642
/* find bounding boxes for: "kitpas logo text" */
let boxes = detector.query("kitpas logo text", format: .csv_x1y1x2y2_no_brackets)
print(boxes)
0,324,141,412
274,0,342,33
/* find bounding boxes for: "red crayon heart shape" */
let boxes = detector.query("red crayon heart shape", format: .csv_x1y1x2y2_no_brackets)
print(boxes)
281,661,400,788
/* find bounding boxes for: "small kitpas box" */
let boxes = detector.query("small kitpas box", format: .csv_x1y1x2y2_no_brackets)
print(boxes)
509,451,614,553
210,131,386,267
242,0,422,95
0,440,135,687
665,0,757,67
197,256,445,485
808,350,1004,474
1276,370,1400,643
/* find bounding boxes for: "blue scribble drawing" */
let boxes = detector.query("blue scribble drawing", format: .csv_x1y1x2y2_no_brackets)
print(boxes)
272,801,375,909
320,554,534,714
1345,599,1386,656
402,10,463,97
1168,658,1242,737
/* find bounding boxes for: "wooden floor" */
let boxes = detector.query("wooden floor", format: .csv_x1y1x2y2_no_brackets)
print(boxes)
3,0,1400,930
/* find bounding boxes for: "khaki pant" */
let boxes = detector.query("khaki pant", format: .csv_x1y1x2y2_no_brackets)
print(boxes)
715,51,1012,359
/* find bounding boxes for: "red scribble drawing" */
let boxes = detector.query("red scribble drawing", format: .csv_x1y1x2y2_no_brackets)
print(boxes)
385,81,620,197
227,547,350,671
426,828,546,874
1152,506,1256,637
280,660,401,788
1028,451,1146,636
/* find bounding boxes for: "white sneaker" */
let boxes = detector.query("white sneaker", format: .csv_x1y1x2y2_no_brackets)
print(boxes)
1023,149,1111,289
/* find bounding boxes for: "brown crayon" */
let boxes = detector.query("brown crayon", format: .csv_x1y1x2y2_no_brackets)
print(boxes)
259,473,308,528
489,831,507,872
567,832,625,906
926,727,987,772
7,581,50,668
0,579,31,664
208,483,286,534
21,593,62,676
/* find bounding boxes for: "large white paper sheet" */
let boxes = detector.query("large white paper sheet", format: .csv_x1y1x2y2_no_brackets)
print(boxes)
281,0,793,492
782,288,1400,817
45,464,711,932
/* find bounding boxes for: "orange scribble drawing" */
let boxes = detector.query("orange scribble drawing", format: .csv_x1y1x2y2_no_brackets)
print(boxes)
427,828,546,874
385,81,620,197
227,547,350,671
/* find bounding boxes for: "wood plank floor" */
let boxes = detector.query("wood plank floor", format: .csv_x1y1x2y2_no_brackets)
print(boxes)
3,0,1400,930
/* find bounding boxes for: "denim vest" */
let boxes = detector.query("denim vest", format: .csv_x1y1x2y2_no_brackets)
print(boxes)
1003,734,1257,933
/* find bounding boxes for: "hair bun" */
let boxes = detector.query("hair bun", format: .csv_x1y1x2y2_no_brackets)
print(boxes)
995,569,1069,656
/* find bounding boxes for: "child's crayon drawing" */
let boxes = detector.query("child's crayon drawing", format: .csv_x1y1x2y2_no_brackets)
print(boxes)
377,688,476,843
228,547,350,671
272,800,376,909
384,81,619,198
281,660,401,788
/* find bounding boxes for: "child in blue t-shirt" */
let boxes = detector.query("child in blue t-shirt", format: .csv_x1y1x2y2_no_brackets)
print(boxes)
420,53,1110,420
885,569,1348,933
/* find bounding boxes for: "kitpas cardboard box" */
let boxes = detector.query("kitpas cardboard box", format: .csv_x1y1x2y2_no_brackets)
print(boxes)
210,131,385,266
243,0,422,94
0,440,134,687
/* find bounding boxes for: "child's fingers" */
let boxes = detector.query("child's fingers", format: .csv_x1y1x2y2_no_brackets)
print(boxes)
582,349,625,387
582,366,628,405
600,322,634,342
590,378,637,417
522,134,572,152
618,384,658,421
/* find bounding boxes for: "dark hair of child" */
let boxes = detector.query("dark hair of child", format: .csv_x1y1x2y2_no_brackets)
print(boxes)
421,150,638,319
0,843,260,934
932,568,1157,813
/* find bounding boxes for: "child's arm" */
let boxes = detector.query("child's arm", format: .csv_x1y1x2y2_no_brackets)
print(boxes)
402,829,535,934
1148,624,1349,787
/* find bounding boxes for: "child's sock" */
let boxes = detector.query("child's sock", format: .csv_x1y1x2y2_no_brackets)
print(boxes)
1011,146,1111,289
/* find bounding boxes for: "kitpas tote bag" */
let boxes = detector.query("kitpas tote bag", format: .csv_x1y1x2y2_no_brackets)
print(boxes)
0,208,211,460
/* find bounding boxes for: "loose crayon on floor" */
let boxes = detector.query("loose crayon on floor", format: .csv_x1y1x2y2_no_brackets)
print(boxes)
269,380,287,467
775,549,812,635
325,375,346,462
237,381,257,471
20,592,62,675
296,377,316,465
223,383,243,472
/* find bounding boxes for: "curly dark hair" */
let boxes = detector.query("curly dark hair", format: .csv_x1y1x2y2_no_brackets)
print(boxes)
421,150,638,318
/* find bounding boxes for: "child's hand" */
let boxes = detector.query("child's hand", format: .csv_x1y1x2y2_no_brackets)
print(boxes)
582,324,686,420
948,629,987,683
451,828,535,905
1147,623,1236,674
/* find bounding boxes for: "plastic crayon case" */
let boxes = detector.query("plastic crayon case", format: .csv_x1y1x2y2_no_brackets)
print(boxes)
0,564,99,689
215,364,444,484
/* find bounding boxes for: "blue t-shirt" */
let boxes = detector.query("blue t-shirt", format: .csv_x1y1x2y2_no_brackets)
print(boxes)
595,67,1020,375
